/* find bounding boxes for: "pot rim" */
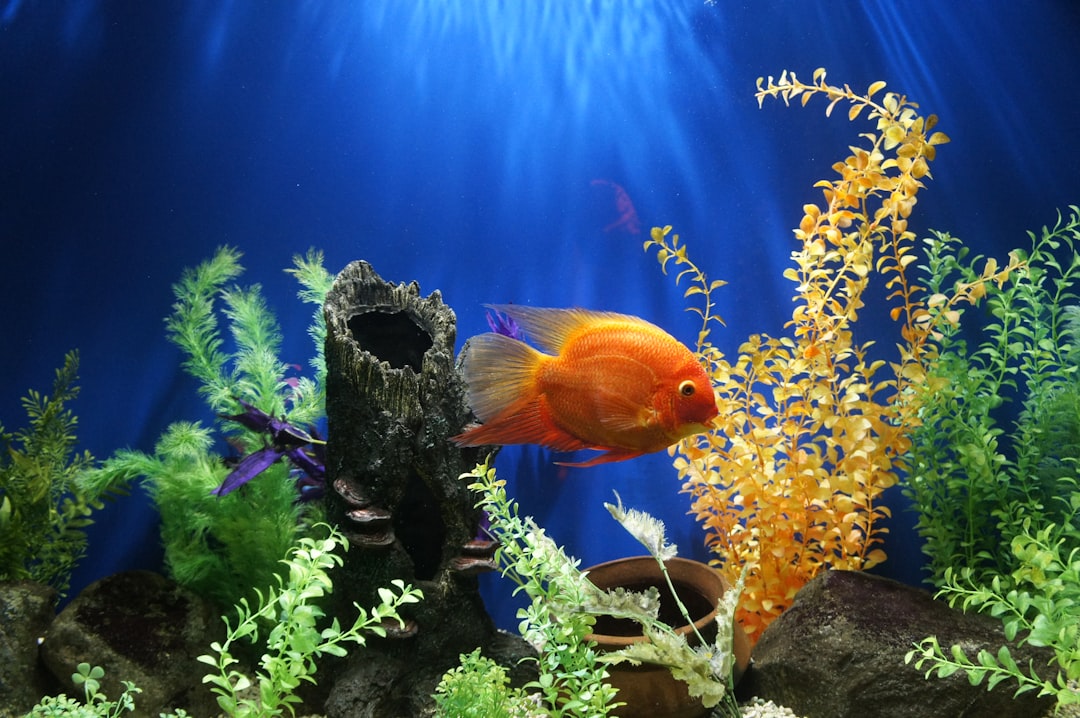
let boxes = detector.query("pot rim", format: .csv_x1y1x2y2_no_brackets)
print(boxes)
582,555,726,645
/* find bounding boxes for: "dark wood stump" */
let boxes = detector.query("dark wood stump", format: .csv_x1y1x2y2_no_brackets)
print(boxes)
322,261,531,717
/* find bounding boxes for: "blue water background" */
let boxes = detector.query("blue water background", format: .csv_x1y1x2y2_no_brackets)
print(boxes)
2,1,1078,630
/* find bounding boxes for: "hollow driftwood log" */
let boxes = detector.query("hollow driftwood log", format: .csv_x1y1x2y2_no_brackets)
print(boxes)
322,260,529,717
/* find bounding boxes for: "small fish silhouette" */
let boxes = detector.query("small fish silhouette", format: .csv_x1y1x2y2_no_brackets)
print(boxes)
592,178,641,235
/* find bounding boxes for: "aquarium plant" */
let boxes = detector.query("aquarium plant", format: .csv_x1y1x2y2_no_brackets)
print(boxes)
198,523,423,718
432,648,540,718
904,211,1080,585
464,460,620,718
460,460,745,717
644,69,1012,641
601,492,746,717
24,526,419,718
903,209,1080,707
905,520,1080,707
78,247,334,609
25,662,191,718
0,350,107,598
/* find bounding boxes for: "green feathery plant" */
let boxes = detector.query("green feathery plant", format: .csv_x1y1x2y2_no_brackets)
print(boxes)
1,351,108,598
903,208,1080,708
78,247,335,609
165,247,330,425
463,460,745,717
198,523,422,718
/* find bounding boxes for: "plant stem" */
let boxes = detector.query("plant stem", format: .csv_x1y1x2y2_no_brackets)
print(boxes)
654,556,709,648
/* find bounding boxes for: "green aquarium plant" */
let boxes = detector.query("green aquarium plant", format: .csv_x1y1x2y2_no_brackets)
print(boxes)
905,210,1080,586
78,247,335,609
461,460,745,717
24,662,190,718
1,350,109,598
432,648,540,718
465,460,621,718
902,209,1080,708
906,519,1080,707
23,525,419,718
198,523,422,718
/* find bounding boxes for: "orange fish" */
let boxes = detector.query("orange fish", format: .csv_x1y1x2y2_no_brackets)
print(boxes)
452,305,718,467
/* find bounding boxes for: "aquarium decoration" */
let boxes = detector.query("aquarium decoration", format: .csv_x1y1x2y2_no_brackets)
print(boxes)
485,306,525,341
77,247,334,610
319,260,530,716
644,69,1013,642
601,493,747,717
0,350,106,599
464,459,747,718
903,208,1080,708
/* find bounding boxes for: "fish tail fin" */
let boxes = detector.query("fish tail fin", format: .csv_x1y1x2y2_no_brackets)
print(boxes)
459,332,543,422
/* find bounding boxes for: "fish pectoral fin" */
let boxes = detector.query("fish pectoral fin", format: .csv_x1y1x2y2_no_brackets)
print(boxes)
555,448,645,468
593,390,657,434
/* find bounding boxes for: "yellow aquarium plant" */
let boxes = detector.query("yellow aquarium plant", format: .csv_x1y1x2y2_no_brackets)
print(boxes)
646,69,1016,642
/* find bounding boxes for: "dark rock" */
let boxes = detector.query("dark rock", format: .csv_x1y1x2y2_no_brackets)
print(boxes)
0,581,58,717
743,570,1057,718
324,629,538,718
323,652,414,718
39,570,224,718
321,261,533,717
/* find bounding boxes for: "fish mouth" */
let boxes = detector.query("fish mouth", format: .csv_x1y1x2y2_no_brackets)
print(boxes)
675,420,717,440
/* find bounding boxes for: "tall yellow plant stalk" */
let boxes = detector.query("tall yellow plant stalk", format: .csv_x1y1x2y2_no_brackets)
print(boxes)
648,69,1014,642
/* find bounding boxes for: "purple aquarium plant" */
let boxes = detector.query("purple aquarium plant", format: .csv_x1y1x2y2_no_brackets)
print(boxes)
485,306,525,341
215,399,326,500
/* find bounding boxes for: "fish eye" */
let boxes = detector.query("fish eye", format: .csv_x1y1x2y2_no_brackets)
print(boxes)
678,380,696,397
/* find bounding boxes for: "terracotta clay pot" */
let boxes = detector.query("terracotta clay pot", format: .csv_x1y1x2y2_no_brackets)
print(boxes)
584,556,751,718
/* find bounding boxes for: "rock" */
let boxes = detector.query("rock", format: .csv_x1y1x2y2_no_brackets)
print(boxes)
321,261,533,717
742,570,1057,718
0,581,58,717
39,570,223,718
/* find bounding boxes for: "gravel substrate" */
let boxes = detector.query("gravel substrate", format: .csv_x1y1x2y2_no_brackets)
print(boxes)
736,697,805,718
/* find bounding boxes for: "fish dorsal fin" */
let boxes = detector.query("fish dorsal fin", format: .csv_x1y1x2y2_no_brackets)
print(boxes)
484,304,661,354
